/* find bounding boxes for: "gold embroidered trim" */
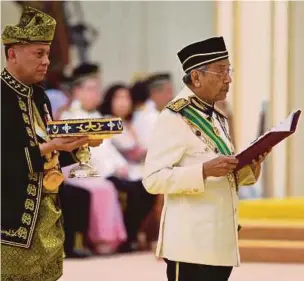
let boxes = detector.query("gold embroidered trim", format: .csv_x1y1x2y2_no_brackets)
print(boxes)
46,131,122,138
30,140,36,147
1,68,31,97
27,184,37,196
1,70,43,248
19,99,27,112
28,97,39,144
22,113,30,124
25,198,35,211
47,117,123,125
2,6,56,45
182,117,217,153
26,126,34,138
227,172,237,190
33,102,64,193
166,98,190,112
21,213,32,226
189,96,210,113
1,173,43,248
1,227,28,240
182,113,237,190
17,94,38,147
33,102,50,142
24,148,33,174
189,95,228,119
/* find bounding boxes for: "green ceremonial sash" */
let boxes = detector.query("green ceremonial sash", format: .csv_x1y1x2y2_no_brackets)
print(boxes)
181,105,232,155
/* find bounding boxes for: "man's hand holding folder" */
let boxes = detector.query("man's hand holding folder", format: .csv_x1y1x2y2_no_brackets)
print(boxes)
235,110,302,171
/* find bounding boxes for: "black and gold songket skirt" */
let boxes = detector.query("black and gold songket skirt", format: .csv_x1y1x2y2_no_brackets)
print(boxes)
1,194,64,281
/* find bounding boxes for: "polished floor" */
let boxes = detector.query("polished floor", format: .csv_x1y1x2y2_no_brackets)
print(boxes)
61,253,304,281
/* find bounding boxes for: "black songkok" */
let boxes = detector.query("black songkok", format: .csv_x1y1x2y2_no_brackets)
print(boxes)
177,37,228,74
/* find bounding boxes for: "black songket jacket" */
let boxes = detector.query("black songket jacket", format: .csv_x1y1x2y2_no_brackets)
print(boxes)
1,68,76,248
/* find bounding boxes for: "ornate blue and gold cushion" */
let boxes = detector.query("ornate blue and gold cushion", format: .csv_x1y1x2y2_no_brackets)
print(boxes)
47,118,123,139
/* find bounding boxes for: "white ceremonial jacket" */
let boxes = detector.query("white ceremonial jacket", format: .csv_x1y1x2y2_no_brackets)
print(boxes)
143,86,256,267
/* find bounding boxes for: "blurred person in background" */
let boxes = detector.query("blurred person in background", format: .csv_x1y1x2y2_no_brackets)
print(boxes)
1,7,97,280
44,69,95,258
61,63,129,179
45,73,73,120
99,84,156,252
60,63,127,255
100,84,146,181
132,73,174,149
130,78,150,115
147,73,174,112
131,74,174,247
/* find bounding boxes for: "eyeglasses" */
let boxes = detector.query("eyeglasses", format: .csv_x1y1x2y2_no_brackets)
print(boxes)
200,68,234,78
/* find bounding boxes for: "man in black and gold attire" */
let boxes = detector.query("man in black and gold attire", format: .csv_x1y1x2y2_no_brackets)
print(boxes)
1,7,94,280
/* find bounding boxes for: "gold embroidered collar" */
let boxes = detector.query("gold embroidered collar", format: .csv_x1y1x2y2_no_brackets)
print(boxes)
189,95,214,117
1,68,32,97
189,95,228,119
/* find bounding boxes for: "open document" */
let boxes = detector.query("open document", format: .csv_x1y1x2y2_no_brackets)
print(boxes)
235,110,302,171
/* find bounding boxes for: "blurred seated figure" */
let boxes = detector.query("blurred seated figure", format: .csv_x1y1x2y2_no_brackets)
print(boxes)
100,84,146,181
132,73,174,149
145,73,174,113
130,73,174,243
129,79,152,150
130,79,150,109
99,84,156,252
45,73,72,120
60,63,127,255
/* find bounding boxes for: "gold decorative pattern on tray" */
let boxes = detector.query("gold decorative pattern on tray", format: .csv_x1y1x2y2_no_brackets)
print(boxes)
47,118,123,139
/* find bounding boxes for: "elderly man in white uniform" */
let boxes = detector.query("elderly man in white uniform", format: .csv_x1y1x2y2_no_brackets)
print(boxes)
143,37,267,281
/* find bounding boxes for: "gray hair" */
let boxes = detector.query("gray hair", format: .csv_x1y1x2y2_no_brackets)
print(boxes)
182,65,208,85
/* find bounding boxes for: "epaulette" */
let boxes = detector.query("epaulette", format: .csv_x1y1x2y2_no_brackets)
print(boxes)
166,98,190,112
214,105,228,119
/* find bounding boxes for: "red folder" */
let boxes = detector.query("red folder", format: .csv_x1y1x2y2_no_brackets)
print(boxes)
235,110,302,171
